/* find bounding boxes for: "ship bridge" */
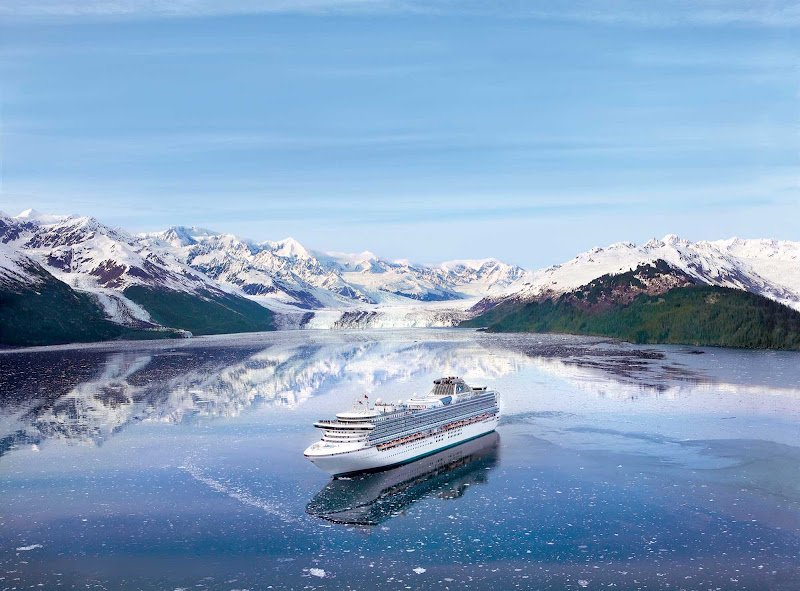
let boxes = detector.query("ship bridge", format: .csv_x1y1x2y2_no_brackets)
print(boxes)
429,376,486,398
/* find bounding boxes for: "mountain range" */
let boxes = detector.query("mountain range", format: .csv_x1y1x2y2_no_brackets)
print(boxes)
1,208,799,348
481,234,800,312
0,209,523,343
141,225,523,310
464,239,800,349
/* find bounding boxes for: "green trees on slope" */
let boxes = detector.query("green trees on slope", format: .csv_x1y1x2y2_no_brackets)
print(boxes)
0,265,276,347
461,286,800,350
0,265,122,346
123,286,275,336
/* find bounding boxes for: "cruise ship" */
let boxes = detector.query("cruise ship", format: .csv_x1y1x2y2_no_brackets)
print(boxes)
303,377,500,476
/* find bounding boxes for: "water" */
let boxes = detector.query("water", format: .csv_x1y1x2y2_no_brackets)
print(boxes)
1,329,799,590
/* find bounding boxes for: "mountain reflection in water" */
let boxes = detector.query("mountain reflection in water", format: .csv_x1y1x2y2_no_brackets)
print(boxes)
0,335,523,460
306,431,500,526
3,330,777,464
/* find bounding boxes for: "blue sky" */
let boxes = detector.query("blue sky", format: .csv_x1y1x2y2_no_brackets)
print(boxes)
1,1,798,268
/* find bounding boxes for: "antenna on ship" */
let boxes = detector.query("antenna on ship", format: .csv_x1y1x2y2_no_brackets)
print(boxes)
352,393,369,411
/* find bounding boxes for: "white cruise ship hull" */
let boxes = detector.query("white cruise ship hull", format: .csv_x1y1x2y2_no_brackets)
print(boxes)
305,413,499,477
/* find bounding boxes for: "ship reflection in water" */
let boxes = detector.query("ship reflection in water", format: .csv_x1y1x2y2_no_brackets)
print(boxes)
306,431,500,526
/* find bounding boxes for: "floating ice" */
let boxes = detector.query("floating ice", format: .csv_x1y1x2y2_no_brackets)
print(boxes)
309,568,326,578
16,544,43,551
413,567,426,574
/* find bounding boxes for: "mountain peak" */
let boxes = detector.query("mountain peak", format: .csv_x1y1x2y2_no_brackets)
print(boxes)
642,235,692,249
662,234,691,246
162,225,218,246
270,237,311,259
440,258,500,270
607,241,636,250
172,225,216,236
14,209,67,224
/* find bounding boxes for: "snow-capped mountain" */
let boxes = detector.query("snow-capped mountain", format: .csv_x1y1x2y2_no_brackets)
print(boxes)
3,208,798,343
13,210,214,293
439,258,525,295
1,210,229,327
142,226,524,310
486,234,800,311
142,228,375,308
0,210,524,339
321,252,523,300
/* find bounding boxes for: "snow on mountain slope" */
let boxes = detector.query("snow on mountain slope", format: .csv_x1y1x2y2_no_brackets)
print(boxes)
1,212,232,327
14,208,66,225
315,251,523,303
496,235,800,311
438,258,525,296
0,241,41,287
7,209,796,333
709,238,800,307
144,227,523,311
328,259,462,303
1,210,524,332
7,212,215,293
142,228,374,308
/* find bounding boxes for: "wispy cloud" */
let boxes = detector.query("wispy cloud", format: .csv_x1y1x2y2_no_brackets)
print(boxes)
4,170,795,223
0,0,385,19
630,50,800,71
5,124,796,164
2,0,800,27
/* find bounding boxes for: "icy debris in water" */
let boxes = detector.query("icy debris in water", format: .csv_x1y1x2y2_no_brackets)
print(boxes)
181,464,297,524
308,568,326,578
578,580,589,588
413,568,426,574
16,544,43,551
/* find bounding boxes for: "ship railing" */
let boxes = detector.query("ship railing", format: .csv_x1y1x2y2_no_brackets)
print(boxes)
314,419,374,430
371,403,498,437
375,412,495,451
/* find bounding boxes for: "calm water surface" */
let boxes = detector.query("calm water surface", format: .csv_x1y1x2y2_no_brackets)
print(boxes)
1,329,799,590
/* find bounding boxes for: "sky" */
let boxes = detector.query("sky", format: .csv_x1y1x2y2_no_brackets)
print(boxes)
0,0,798,269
